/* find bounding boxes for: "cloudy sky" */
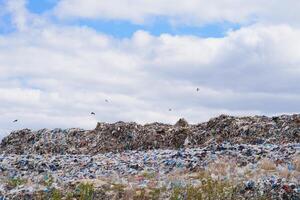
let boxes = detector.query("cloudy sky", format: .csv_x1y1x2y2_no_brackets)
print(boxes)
0,0,300,138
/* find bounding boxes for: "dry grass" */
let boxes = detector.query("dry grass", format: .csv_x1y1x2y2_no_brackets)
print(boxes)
278,166,291,179
208,161,228,177
292,155,300,171
259,158,276,171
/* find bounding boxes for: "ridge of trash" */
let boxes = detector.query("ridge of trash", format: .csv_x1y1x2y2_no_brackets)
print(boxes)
1,114,299,155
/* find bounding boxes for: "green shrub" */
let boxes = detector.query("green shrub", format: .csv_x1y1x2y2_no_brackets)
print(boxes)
7,177,26,189
170,186,184,200
65,192,74,200
170,174,237,200
141,171,156,179
148,188,162,200
133,188,146,200
51,188,62,200
77,182,95,200
44,174,54,188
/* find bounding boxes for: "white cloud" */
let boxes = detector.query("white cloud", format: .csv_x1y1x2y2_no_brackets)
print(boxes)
5,0,30,31
1,23,300,137
54,0,300,26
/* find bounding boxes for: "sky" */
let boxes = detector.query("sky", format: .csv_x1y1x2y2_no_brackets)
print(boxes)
0,0,300,139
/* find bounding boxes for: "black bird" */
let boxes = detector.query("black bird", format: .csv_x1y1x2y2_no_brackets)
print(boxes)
196,88,200,92
91,112,95,115
169,108,172,111
105,99,109,103
13,119,18,123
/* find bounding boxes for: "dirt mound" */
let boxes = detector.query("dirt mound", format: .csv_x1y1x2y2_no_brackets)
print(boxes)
1,114,299,155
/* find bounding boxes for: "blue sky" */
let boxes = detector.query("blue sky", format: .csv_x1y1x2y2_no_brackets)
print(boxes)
73,19,240,38
0,0,300,138
27,0,58,14
25,0,240,38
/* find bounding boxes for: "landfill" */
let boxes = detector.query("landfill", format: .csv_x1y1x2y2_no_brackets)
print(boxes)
0,114,299,199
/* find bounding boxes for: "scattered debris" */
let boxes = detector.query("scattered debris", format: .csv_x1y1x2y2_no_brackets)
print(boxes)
0,143,299,199
0,114,299,199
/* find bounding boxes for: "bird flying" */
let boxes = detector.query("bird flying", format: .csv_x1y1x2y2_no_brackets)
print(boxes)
91,112,95,115
13,119,18,123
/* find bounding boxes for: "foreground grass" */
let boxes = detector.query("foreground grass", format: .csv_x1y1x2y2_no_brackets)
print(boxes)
39,175,270,200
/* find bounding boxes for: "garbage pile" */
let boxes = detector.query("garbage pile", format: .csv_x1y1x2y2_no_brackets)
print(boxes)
0,114,299,199
0,143,299,199
1,114,299,155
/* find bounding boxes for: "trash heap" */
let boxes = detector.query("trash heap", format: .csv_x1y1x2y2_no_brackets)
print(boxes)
0,114,299,199
1,114,299,155
1,143,299,199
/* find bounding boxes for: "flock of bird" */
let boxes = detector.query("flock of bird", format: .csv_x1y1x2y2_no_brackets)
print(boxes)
12,88,200,123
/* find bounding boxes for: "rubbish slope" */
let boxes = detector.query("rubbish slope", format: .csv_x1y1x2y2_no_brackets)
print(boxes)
1,114,299,155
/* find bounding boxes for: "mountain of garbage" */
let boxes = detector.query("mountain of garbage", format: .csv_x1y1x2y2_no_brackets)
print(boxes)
1,114,299,155
0,114,299,199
